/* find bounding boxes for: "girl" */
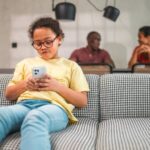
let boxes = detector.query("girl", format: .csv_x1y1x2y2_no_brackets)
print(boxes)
0,17,89,150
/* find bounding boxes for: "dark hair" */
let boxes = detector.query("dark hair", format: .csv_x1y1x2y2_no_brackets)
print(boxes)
139,26,150,37
28,17,64,40
86,31,101,40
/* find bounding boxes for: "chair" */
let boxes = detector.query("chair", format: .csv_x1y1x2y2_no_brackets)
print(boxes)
79,63,112,75
131,63,150,73
0,68,15,74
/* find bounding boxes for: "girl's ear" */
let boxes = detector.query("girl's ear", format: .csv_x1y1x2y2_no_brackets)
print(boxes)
57,35,63,46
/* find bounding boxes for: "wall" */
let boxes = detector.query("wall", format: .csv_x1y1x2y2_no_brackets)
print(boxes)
0,0,150,68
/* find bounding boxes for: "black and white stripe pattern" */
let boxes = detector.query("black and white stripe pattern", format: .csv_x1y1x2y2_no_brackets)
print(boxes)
74,74,100,121
0,118,98,150
1,73,150,150
51,118,98,150
0,74,15,106
0,74,99,150
100,74,150,121
96,118,150,150
0,74,101,121
0,132,20,150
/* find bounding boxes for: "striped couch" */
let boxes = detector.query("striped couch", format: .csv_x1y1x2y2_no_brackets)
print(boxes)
0,73,150,150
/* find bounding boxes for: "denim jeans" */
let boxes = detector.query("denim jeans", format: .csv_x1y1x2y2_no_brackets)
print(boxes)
0,99,68,150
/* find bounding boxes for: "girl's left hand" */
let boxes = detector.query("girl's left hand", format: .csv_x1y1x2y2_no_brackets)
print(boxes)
37,74,61,92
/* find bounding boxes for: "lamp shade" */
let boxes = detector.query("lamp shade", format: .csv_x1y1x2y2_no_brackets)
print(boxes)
103,6,120,21
55,2,76,20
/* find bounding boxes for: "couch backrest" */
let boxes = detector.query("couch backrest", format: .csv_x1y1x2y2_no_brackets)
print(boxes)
100,73,150,121
0,74,15,106
0,74,101,121
73,74,100,121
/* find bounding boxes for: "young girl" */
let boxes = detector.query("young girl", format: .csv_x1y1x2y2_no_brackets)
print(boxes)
0,17,89,150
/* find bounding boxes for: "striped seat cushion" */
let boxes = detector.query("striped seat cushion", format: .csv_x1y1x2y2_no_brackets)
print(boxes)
0,118,98,150
96,118,150,150
100,74,150,121
0,132,20,150
74,74,100,121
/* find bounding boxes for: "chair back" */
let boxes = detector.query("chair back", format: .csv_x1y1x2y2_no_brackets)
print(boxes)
80,63,112,75
0,68,14,74
131,63,150,73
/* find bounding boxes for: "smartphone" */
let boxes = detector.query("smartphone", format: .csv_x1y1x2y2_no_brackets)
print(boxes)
32,66,46,78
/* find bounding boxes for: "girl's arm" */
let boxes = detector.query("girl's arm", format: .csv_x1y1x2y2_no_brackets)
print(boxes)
37,76,88,108
5,77,39,101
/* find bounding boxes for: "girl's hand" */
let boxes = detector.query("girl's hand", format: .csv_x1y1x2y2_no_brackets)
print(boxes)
26,76,40,91
36,74,61,92
137,44,150,55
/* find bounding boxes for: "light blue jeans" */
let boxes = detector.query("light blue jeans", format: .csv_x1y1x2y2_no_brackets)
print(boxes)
0,99,68,150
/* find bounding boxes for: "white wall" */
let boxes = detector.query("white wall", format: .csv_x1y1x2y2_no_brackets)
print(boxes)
0,0,150,68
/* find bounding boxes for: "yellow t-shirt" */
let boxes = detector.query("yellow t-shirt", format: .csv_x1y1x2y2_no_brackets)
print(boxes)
8,57,89,123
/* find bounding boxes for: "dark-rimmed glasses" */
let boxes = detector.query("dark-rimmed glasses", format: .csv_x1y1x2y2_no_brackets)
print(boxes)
32,36,58,50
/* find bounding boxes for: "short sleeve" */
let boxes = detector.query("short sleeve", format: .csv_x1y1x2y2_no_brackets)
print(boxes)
102,50,111,59
8,60,26,86
69,62,89,92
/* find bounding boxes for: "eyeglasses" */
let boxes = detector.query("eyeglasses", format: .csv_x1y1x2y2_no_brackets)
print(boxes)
32,36,58,49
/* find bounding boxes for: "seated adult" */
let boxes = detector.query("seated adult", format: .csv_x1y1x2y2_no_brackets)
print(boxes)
128,26,150,68
69,31,115,68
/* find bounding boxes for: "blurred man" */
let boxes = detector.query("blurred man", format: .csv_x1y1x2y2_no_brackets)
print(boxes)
69,31,115,68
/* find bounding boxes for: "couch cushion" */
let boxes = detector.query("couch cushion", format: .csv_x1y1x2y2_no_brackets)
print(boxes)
0,118,98,150
0,132,20,150
100,74,150,121
73,74,100,121
51,118,98,150
0,74,15,106
96,118,150,150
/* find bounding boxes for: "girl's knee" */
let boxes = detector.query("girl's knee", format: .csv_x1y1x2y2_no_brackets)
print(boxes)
21,109,48,130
